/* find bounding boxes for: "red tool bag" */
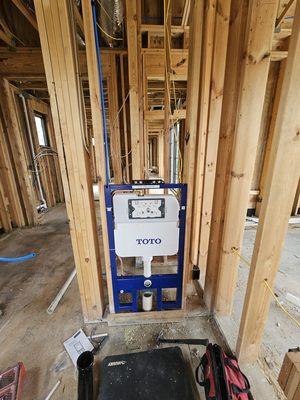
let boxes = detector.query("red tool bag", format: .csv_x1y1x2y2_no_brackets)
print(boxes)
196,343,253,400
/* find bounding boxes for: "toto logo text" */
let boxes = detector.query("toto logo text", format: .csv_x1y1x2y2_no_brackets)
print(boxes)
136,238,162,245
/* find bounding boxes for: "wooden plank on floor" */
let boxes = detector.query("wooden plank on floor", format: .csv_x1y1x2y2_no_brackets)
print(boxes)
236,0,300,362
107,309,185,326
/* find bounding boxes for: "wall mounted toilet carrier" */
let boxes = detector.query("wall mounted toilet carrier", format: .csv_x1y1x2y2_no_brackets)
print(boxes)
105,180,187,313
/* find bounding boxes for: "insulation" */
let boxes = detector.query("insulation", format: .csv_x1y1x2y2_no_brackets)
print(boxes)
98,0,124,48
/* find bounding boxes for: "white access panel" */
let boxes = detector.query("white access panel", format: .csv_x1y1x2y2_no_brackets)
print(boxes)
113,193,180,257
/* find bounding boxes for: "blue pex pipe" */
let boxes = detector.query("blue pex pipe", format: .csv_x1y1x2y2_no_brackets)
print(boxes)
0,252,36,263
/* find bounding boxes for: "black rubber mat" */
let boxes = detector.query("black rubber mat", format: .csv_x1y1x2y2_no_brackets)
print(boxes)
98,346,195,400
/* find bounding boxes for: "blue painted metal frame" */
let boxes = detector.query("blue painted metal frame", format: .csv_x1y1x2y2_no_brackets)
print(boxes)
105,183,187,313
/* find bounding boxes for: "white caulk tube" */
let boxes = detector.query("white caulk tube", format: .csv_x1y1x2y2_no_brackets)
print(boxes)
142,256,153,278
142,292,153,311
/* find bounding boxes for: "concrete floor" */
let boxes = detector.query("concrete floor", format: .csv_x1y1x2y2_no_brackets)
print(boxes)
216,220,300,398
0,204,297,399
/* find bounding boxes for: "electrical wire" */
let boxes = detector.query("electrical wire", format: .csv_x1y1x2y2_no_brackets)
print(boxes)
34,149,58,159
107,90,133,179
96,22,123,41
29,148,58,174
110,90,131,133
121,149,132,159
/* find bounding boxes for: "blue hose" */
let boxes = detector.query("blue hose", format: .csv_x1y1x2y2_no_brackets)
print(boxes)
0,252,36,263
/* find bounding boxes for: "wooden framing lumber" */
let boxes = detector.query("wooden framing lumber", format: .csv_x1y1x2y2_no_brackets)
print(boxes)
120,54,130,182
292,178,300,215
0,106,26,227
25,97,64,205
0,79,37,226
158,131,164,178
10,0,38,30
143,49,189,81
47,114,64,203
142,75,149,180
270,50,288,61
163,0,172,182
141,25,189,34
81,0,115,313
0,48,87,79
190,0,216,266
0,48,123,80
0,174,12,232
198,0,232,274
182,0,204,296
137,1,146,179
276,0,296,28
144,109,186,121
0,16,16,48
182,0,191,27
256,60,286,217
204,0,278,313
34,0,105,320
107,308,185,326
0,29,15,48
237,0,300,362
204,0,248,303
125,0,143,179
107,54,122,183
26,97,62,207
73,3,84,35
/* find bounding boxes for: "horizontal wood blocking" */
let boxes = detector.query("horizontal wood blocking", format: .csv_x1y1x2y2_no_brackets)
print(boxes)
144,109,186,120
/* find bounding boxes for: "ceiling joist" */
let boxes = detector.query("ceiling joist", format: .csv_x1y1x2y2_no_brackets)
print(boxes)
10,0,38,31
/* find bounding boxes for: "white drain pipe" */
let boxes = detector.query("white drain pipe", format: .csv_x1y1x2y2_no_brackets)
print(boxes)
142,256,153,278
142,292,153,312
47,268,76,314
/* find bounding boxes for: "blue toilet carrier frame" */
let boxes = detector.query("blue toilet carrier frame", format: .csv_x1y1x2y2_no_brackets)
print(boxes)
105,182,187,313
